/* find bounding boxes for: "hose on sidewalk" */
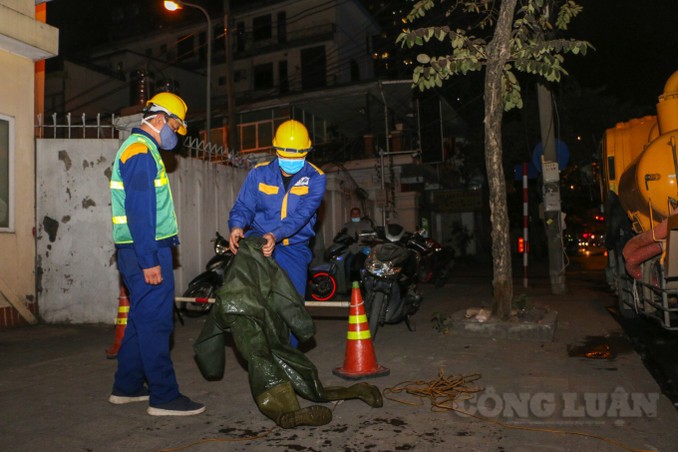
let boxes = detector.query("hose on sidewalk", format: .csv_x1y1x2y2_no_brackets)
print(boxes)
383,369,654,452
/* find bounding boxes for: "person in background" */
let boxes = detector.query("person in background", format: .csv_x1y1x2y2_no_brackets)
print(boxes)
228,119,327,347
340,207,375,281
340,207,374,241
108,92,205,416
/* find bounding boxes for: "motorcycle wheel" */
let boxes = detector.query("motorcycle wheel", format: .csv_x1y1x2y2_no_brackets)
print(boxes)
367,292,385,340
309,272,337,301
434,263,453,288
181,281,214,317
417,261,433,284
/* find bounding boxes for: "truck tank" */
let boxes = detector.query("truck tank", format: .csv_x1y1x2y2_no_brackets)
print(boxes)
601,69,678,330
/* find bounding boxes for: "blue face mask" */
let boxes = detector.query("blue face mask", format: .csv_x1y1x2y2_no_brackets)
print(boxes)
159,123,178,150
278,157,305,175
143,116,178,150
351,217,360,223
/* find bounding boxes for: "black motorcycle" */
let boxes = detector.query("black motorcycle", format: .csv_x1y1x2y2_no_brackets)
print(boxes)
307,230,376,301
362,224,422,339
406,229,455,288
180,231,233,317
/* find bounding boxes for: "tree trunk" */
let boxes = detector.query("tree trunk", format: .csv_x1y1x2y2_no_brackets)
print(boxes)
484,0,518,320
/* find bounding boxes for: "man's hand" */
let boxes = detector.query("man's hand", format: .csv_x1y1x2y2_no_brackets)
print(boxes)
262,232,276,257
143,266,163,285
229,227,245,254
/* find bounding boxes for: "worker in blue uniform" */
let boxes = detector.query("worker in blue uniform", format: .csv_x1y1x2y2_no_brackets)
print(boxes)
228,119,327,347
108,92,205,416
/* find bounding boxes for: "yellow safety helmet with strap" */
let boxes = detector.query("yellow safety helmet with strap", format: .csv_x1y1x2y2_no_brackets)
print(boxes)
273,119,312,158
145,92,188,135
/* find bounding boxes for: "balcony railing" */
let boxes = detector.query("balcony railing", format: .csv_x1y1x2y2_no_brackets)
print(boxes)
234,23,335,58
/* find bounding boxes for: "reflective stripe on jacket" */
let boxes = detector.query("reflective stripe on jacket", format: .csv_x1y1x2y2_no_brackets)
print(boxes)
110,133,178,244
228,158,326,246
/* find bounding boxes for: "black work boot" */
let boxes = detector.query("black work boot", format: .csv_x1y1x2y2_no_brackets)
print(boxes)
322,382,384,407
255,381,332,428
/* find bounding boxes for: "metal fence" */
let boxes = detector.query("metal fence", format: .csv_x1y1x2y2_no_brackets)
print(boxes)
35,113,260,170
35,113,119,139
180,136,259,170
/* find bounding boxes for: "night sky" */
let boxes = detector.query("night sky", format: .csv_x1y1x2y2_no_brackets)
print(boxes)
567,0,678,108
46,0,678,113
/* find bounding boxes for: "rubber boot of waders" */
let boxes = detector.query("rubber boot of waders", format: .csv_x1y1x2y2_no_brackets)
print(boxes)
255,381,332,429
322,382,384,408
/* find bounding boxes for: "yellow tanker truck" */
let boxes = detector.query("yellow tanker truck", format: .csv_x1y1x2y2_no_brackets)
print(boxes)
602,70,678,330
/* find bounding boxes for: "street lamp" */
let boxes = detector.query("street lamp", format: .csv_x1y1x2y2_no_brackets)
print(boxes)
164,0,211,139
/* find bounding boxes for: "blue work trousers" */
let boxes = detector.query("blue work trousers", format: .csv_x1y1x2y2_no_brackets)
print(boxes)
113,247,180,405
273,243,312,297
273,244,312,348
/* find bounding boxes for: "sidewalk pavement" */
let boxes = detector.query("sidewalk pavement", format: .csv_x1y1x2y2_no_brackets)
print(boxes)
2,256,678,452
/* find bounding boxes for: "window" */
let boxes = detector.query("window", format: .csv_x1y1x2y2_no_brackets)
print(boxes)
350,59,360,81
234,69,248,82
198,31,207,62
177,34,194,62
252,15,272,42
0,114,14,231
213,24,225,53
236,21,245,52
277,12,286,43
301,46,326,90
278,60,288,93
253,63,274,90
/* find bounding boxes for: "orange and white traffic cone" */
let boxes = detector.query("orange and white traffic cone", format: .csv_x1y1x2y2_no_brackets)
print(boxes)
105,281,129,359
333,282,390,380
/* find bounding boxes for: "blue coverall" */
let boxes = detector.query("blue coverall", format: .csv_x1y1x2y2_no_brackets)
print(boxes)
228,157,327,324
112,128,181,406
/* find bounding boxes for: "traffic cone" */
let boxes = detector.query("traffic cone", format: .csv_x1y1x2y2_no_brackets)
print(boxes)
333,281,390,380
105,281,129,359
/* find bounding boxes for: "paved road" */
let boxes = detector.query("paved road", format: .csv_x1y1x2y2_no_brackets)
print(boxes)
2,255,678,451
568,249,678,409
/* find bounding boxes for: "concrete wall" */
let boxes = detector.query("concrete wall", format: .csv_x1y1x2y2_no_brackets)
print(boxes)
35,138,249,324
36,139,119,323
34,138,355,324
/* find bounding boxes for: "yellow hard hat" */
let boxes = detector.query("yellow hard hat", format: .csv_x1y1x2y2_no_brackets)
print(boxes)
273,119,312,158
145,92,188,135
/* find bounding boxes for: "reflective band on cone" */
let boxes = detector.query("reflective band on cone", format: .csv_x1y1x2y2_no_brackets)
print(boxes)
106,283,129,359
333,281,389,380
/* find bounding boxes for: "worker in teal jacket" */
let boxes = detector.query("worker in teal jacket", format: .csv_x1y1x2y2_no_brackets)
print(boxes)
109,92,204,416
228,120,326,347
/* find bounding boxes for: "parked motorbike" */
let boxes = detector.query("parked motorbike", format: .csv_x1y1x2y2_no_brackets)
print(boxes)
307,230,377,301
362,223,422,339
406,229,455,287
180,231,233,317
